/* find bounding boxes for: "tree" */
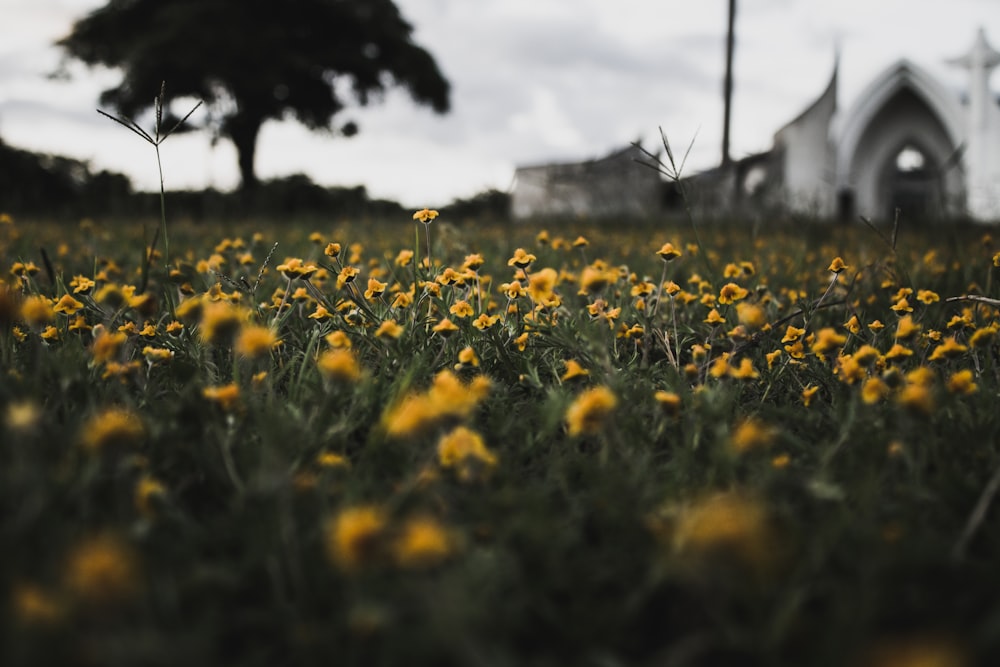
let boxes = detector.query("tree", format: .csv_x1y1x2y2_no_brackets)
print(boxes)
57,0,451,191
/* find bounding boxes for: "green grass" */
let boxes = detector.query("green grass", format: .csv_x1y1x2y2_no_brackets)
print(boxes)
2,212,1000,666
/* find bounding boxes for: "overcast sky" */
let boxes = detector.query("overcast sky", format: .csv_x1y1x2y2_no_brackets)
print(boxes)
1,0,999,208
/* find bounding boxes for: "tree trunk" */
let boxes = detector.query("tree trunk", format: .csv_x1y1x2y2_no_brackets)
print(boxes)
227,114,262,193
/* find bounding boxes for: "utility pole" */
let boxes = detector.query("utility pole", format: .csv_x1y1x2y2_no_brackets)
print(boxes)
722,0,736,168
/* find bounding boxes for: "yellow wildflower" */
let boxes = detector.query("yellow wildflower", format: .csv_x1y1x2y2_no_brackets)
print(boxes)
203,384,241,411
894,315,921,341
947,369,978,395
64,533,141,606
656,242,682,261
235,325,278,359
412,208,439,223
317,349,363,383
654,391,682,416
802,384,820,407
861,377,890,404
79,407,144,453
561,359,590,381
437,425,498,482
717,282,749,305
565,386,617,436
134,476,166,518
730,416,777,453
375,319,404,340
827,257,848,273
393,516,454,568
507,248,536,269
325,506,386,571
928,336,968,361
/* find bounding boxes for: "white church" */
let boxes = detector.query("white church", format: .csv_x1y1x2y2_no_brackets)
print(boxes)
511,28,1000,223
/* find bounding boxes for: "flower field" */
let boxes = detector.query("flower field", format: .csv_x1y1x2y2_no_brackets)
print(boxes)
3,210,1000,666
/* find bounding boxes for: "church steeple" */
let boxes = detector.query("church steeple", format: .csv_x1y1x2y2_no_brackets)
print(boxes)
948,27,1000,130
948,28,1000,220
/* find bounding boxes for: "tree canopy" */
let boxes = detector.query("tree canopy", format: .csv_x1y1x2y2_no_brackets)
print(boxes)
57,0,451,191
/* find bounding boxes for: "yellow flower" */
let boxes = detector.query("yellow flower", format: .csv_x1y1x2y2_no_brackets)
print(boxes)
729,357,759,380
717,282,749,305
891,298,913,313
947,369,978,395
64,533,141,606
730,416,777,453
704,308,725,325
135,476,166,518
928,336,968,361
53,293,85,315
654,391,682,416
528,267,561,303
894,315,921,341
317,349,363,383
394,248,413,266
235,325,278,359
199,301,247,345
79,407,144,453
916,289,940,305
450,300,475,318
432,318,460,336
375,319,404,340
771,454,791,469
472,313,500,330
437,426,498,482
383,371,492,439
317,451,350,468
412,208,439,223
11,584,64,625
561,359,590,381
576,266,618,295
898,382,935,415
861,377,890,404
393,516,454,568
853,344,882,367
884,343,913,361
142,346,174,364
827,256,848,273
203,384,241,411
662,491,778,576
835,355,866,384
735,302,767,330
811,328,847,356
337,265,360,289
656,242,682,261
781,325,806,343
844,314,861,334
969,324,998,348
364,277,387,300
320,331,350,350
276,257,318,280
324,242,342,258
565,386,617,436
325,506,386,571
456,346,479,368
507,248,536,269
801,384,820,407
572,235,589,248
20,295,54,326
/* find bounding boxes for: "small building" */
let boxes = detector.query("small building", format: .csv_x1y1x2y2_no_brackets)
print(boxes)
510,144,662,220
